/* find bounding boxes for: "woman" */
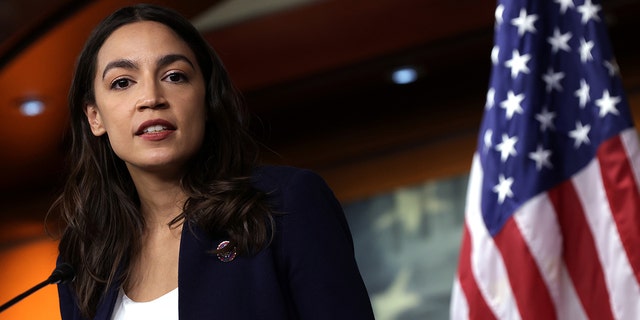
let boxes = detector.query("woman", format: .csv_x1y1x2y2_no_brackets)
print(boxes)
51,4,374,320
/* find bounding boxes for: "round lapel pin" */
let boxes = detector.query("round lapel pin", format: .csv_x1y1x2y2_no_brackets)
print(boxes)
216,240,237,262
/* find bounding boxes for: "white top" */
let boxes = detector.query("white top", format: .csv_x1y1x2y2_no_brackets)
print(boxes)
111,287,179,320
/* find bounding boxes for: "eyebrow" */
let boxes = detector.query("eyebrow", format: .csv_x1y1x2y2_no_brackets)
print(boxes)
157,54,195,71
102,59,137,79
101,54,196,80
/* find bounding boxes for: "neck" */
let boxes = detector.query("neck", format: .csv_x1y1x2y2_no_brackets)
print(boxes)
129,170,188,230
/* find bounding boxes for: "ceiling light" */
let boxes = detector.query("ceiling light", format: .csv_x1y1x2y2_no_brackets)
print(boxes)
20,99,45,116
391,67,418,85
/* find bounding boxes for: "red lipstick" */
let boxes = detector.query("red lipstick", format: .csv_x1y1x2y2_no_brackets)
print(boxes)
136,119,176,141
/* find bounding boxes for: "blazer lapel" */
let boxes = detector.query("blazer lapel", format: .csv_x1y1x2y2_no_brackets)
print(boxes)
178,220,222,319
93,281,120,320
177,220,292,319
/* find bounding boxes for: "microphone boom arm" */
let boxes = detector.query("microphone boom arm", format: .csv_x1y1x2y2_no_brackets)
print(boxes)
0,278,51,312
0,263,75,313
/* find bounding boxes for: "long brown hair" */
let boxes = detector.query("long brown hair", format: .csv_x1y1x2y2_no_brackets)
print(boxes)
49,4,273,318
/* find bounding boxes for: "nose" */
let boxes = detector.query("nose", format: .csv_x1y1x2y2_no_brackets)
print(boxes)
135,79,168,110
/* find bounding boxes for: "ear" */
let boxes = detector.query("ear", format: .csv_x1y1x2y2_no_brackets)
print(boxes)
85,104,107,136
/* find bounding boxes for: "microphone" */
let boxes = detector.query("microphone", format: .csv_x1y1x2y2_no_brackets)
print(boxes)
0,263,75,313
47,263,76,284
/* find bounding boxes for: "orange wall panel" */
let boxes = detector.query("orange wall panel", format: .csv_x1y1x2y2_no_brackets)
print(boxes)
0,235,60,320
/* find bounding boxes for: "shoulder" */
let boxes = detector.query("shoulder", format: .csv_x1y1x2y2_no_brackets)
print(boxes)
252,165,337,210
251,167,375,319
251,165,341,217
251,165,353,247
251,165,326,192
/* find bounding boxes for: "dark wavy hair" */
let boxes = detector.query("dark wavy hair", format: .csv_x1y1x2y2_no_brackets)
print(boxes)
49,4,273,318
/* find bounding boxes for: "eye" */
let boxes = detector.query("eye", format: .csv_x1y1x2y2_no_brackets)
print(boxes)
110,78,132,90
165,72,187,83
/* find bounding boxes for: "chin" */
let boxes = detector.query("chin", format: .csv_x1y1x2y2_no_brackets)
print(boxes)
126,157,189,175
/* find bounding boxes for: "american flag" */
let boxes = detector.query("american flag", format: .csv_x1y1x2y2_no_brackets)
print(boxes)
450,0,640,319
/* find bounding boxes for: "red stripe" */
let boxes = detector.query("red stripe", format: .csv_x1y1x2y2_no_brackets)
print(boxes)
547,180,614,320
493,217,556,320
457,224,497,320
598,135,640,286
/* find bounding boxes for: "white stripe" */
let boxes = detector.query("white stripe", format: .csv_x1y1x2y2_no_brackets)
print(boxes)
512,193,562,304
466,155,521,320
620,128,640,192
572,158,640,319
512,193,586,319
556,265,589,320
450,277,469,320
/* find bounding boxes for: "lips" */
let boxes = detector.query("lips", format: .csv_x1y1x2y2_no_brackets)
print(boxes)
135,119,176,135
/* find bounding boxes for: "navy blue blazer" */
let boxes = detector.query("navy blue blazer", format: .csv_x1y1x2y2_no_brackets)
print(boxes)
58,166,375,319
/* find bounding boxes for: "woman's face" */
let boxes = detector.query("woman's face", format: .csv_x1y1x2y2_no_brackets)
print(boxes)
86,21,207,178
